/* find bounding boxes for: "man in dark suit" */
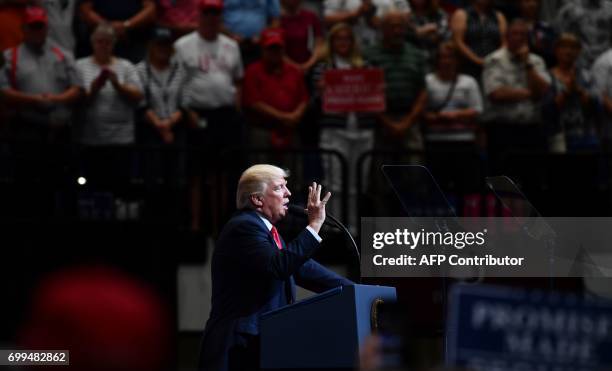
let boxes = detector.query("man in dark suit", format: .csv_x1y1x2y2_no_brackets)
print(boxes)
199,164,354,371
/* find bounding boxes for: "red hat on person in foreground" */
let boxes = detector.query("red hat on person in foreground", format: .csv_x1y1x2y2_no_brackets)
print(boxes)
19,266,171,371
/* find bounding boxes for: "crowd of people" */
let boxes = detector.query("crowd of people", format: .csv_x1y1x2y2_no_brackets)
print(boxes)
1,0,612,226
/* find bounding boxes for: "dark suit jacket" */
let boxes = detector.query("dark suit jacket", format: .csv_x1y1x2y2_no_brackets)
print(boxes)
198,210,353,371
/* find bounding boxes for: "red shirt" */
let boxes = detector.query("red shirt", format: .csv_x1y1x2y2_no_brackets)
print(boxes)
243,60,308,148
243,60,308,113
280,9,322,64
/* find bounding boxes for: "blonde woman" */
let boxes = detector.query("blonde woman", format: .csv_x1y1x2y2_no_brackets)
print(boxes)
309,23,373,230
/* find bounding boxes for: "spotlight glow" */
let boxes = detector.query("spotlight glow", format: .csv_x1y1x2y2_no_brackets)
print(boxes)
77,177,87,185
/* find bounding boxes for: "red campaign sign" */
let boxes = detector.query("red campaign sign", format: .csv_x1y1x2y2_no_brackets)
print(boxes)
323,68,386,113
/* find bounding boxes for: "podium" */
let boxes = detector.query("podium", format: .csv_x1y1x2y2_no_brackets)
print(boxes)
260,284,397,369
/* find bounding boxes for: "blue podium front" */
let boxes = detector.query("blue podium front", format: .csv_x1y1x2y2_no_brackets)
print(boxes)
260,284,397,369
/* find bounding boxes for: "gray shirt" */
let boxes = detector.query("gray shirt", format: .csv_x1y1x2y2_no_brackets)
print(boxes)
0,41,81,126
76,56,143,145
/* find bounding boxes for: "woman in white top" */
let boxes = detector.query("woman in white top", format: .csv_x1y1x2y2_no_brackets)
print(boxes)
76,23,143,146
75,23,144,193
423,40,484,195
424,40,483,144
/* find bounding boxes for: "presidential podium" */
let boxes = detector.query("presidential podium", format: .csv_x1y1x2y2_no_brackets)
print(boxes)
260,284,397,370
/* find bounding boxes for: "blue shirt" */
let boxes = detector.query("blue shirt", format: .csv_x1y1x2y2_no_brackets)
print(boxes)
223,0,280,38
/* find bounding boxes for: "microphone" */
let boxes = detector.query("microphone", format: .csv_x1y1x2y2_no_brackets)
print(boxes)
288,204,361,264
288,205,336,227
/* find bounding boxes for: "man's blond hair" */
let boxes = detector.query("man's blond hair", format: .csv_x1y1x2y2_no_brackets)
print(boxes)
236,164,289,210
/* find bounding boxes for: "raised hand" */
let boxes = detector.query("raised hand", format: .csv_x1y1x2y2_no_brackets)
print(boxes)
306,182,331,233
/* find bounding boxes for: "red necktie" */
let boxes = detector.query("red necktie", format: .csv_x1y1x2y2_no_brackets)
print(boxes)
271,226,282,250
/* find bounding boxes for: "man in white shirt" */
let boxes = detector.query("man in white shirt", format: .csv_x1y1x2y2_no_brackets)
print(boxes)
482,18,550,171
174,0,243,115
174,0,244,231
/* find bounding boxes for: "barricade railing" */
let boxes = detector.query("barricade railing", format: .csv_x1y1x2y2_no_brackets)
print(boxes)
2,142,611,228
0,143,351,234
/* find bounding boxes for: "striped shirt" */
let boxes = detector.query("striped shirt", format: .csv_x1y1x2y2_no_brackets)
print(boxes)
76,56,143,145
363,43,426,114
136,59,187,119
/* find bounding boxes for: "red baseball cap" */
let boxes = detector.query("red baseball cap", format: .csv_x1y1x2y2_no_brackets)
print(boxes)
24,6,48,25
199,0,223,10
260,28,284,47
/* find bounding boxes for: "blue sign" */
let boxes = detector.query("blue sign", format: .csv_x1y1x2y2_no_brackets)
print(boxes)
447,284,612,371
